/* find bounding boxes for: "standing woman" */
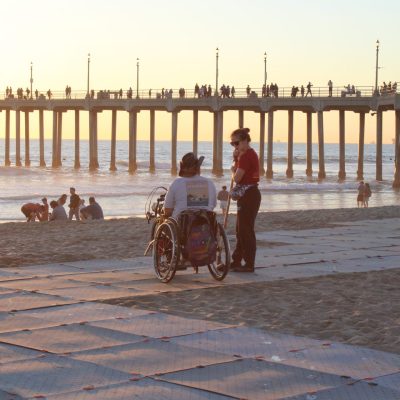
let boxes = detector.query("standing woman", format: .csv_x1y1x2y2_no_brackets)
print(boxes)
230,128,261,272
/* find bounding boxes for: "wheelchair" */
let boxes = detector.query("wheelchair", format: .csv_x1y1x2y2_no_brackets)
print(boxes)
144,187,231,283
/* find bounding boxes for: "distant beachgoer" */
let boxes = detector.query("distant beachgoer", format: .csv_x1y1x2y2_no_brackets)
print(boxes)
49,200,68,221
306,82,313,97
246,85,251,97
364,183,371,208
217,186,229,217
328,80,333,97
39,197,49,222
357,181,365,208
80,196,104,220
58,194,68,206
68,187,81,221
21,202,44,222
230,128,261,273
301,85,305,97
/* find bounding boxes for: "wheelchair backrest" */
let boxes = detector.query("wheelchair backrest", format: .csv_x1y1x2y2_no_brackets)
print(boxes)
179,210,217,267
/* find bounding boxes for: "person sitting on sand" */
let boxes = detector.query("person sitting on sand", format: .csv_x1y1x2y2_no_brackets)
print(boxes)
163,152,216,219
80,196,104,220
21,202,45,222
49,200,68,221
58,194,68,206
357,181,365,208
38,197,49,222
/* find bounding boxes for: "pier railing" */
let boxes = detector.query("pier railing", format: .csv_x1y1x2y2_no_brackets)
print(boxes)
2,85,398,100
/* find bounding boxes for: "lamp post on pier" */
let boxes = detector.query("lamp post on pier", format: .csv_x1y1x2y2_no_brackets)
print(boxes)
30,62,33,99
87,53,90,97
136,58,140,98
374,40,380,96
215,47,219,96
264,52,267,88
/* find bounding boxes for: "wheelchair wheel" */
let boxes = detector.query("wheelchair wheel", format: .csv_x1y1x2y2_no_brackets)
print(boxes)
153,220,179,283
208,223,230,281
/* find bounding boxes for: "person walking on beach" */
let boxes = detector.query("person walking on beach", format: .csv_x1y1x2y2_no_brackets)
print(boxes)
68,187,81,221
230,128,261,273
357,181,365,208
364,183,371,208
217,185,229,218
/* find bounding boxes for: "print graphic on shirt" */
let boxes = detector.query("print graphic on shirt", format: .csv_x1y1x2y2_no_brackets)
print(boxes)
186,181,209,207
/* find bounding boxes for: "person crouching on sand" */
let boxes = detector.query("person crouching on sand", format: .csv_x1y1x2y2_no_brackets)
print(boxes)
21,202,45,222
230,128,261,273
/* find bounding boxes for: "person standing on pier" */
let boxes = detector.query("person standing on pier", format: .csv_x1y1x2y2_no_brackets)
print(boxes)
306,82,313,96
230,128,261,273
328,80,333,97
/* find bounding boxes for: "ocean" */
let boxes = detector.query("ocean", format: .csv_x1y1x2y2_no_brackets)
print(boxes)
0,139,399,222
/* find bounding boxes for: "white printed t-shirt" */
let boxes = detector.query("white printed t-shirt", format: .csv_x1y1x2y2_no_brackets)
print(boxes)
164,175,217,219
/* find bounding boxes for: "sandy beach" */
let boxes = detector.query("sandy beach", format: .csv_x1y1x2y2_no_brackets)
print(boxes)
2,205,400,269
1,205,400,355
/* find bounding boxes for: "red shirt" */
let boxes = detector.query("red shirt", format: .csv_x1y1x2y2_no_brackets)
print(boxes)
238,148,260,184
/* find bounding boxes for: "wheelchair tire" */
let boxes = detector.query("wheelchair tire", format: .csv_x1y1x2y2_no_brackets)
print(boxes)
153,220,179,283
208,223,230,281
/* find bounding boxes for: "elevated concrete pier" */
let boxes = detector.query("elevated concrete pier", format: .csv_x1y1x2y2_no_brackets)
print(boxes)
0,94,399,184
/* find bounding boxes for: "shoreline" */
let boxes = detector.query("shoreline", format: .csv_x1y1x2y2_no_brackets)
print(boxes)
1,205,400,269
2,203,400,226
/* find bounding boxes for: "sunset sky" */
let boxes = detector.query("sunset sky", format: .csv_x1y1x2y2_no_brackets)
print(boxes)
1,0,399,144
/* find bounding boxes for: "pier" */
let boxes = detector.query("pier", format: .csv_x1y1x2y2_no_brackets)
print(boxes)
1,87,400,186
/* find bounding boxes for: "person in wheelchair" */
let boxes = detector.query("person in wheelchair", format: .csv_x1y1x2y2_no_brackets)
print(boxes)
152,153,229,282
163,152,217,220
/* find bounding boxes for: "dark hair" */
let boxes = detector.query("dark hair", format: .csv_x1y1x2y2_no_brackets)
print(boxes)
50,200,58,208
222,186,227,190
89,196,95,203
231,127,251,143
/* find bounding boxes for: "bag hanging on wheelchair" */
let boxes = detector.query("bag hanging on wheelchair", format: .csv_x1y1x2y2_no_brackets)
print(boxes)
183,212,217,267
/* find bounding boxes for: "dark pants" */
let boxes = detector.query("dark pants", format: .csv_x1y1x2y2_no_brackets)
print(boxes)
232,186,261,267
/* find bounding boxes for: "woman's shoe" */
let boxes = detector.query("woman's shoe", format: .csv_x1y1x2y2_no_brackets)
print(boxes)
232,264,254,273
230,262,243,271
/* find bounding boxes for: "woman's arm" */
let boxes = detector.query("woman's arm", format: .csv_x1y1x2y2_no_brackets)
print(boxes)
234,168,245,184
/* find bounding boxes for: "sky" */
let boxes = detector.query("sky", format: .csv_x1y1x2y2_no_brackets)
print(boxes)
0,0,399,144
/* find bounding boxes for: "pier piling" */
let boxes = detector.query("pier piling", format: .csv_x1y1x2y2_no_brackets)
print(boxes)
338,110,346,180
5,110,10,166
